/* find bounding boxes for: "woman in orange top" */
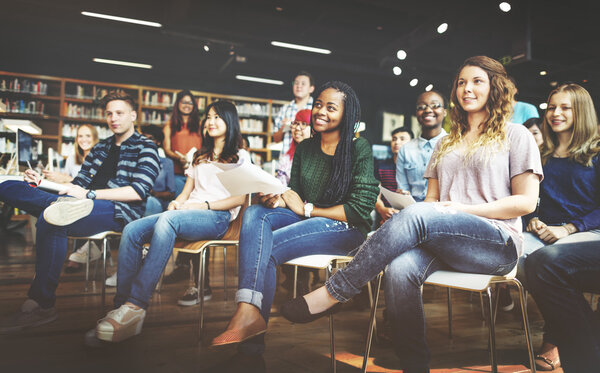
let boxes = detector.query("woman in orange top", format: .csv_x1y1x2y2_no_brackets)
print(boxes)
163,90,203,195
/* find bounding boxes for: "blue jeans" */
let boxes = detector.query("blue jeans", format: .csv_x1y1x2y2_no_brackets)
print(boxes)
0,181,122,308
236,205,364,354
143,196,169,217
526,241,600,372
114,209,230,309
326,202,518,371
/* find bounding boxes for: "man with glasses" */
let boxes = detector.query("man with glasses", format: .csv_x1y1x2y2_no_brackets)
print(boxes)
272,71,315,154
396,90,447,202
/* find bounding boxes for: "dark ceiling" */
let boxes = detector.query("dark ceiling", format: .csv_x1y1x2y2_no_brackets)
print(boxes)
1,0,599,142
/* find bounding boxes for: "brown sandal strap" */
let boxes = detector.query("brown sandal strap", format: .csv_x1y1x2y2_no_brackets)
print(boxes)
535,354,556,370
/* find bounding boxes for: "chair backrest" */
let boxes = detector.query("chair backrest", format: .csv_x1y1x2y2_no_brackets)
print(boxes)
220,194,250,241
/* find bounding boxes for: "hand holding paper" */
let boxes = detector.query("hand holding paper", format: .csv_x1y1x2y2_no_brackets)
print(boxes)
379,185,416,209
217,161,288,196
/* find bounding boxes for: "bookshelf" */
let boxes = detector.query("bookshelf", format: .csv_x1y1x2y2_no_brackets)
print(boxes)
0,71,287,166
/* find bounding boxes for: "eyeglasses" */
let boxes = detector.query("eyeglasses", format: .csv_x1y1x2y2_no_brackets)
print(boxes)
180,101,194,106
416,102,443,111
291,121,309,128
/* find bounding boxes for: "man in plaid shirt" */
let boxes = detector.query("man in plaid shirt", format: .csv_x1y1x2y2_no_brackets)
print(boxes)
272,71,315,154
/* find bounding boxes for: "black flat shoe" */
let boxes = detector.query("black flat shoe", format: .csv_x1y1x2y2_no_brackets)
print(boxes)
280,296,341,324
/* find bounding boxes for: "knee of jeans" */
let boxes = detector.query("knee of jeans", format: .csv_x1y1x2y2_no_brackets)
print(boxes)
243,205,271,223
390,202,431,225
385,255,424,288
525,245,561,279
155,212,178,232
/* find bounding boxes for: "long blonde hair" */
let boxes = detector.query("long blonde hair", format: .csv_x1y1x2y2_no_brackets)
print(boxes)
540,83,600,166
432,56,516,165
75,124,99,165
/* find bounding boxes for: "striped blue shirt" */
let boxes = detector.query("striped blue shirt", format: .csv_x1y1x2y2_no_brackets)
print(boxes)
72,132,161,224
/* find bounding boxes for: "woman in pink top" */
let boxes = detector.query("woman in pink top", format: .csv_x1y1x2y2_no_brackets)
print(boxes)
281,56,544,372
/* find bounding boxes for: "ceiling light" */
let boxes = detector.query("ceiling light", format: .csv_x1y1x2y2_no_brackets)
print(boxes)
204,45,210,52
409,78,418,87
425,84,433,91
437,23,448,34
275,6,283,11
81,11,162,27
396,50,407,60
539,103,547,110
550,81,558,87
93,58,152,69
376,26,383,31
539,70,547,76
392,66,402,76
271,41,331,54
499,2,511,12
235,75,284,85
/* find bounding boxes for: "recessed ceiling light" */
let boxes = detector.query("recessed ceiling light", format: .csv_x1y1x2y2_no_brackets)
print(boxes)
539,70,547,76
376,26,383,31
410,78,418,87
204,45,210,52
393,66,402,76
539,103,547,110
275,6,283,11
425,84,433,91
583,79,588,83
235,75,284,85
93,58,152,69
437,23,448,34
271,41,331,54
499,2,511,12
550,81,558,87
81,11,162,27
396,50,407,60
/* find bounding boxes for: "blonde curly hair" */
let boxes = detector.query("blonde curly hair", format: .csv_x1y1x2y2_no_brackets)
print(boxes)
540,83,600,167
432,56,516,165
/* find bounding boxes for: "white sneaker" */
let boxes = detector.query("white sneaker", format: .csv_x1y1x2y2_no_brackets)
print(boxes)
43,198,93,226
68,241,101,264
105,273,117,287
95,304,146,342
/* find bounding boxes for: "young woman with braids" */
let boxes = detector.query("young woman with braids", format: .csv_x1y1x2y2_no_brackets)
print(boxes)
280,56,543,373
211,81,379,352
88,101,249,343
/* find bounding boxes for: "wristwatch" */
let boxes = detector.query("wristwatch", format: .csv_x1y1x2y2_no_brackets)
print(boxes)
86,190,97,200
304,202,314,218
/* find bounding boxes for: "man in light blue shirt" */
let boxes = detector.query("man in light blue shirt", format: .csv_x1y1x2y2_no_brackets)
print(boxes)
396,91,447,202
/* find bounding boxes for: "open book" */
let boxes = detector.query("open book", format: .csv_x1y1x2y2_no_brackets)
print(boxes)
0,175,68,193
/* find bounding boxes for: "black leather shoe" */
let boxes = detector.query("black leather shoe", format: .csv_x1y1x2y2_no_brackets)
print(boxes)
280,296,341,324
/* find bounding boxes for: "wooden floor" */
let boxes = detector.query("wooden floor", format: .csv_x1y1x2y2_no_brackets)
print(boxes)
0,223,562,373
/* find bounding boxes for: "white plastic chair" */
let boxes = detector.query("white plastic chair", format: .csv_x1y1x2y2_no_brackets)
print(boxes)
363,265,537,373
68,231,121,311
285,254,381,373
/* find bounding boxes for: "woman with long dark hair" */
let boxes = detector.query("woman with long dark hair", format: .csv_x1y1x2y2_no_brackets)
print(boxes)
281,56,543,372
211,81,379,353
163,90,202,195
89,101,249,343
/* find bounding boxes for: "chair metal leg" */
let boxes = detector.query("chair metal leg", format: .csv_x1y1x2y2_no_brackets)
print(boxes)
293,265,298,299
101,237,107,311
223,245,227,301
447,288,453,339
326,266,336,373
84,240,90,292
513,279,537,373
366,280,378,344
479,292,485,320
486,287,498,373
362,273,382,373
198,248,207,344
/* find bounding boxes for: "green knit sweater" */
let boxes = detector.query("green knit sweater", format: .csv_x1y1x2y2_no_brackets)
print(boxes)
288,136,379,237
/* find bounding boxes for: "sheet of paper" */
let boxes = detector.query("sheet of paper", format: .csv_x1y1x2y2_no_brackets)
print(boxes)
0,175,68,193
380,185,416,209
217,162,288,196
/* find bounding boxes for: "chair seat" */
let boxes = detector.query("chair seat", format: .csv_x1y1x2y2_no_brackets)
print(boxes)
285,254,353,269
174,239,239,254
69,231,121,240
424,265,518,292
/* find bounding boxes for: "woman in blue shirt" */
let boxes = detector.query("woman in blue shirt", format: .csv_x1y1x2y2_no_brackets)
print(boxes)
521,83,600,371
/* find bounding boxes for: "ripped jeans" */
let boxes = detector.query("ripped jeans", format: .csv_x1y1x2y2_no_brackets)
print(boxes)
236,205,364,354
326,202,518,372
